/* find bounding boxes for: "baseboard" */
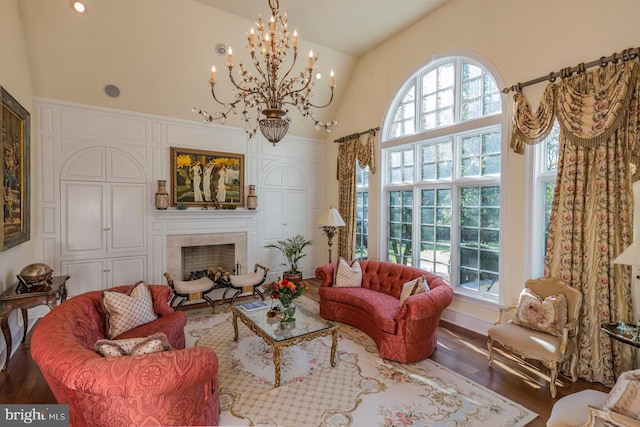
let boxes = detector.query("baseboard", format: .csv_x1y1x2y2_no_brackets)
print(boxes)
440,309,493,336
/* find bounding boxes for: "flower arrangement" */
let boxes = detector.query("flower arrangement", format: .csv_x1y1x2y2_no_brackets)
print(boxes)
263,278,309,322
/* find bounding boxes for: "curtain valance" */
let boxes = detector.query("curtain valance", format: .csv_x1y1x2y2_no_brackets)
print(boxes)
511,61,640,160
337,133,376,179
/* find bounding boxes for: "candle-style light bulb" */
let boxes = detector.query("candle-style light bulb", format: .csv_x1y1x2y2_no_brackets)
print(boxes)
210,66,216,83
227,47,233,67
293,30,298,49
249,28,255,45
329,69,335,87
308,50,314,67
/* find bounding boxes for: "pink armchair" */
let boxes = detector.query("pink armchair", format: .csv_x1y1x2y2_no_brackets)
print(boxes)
31,284,219,427
316,260,453,363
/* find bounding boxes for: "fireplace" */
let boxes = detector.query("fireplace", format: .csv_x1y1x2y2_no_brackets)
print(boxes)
182,244,235,280
166,232,248,286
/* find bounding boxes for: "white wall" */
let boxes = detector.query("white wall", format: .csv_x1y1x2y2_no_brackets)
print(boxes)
34,97,328,286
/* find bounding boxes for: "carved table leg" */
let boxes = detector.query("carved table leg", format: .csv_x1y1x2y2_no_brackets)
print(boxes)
232,311,239,341
330,329,338,367
273,345,282,387
1,311,11,372
20,309,28,343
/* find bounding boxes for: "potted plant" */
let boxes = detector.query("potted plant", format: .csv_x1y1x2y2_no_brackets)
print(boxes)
265,234,312,283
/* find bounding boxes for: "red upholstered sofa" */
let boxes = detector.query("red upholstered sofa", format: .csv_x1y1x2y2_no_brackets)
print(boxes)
31,284,219,427
316,260,453,363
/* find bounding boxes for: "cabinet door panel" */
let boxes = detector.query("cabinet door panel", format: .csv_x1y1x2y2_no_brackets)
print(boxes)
110,256,147,286
109,184,146,253
60,259,105,297
61,182,105,257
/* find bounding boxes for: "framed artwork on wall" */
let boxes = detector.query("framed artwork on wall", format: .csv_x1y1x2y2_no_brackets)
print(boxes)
0,86,30,250
170,147,244,207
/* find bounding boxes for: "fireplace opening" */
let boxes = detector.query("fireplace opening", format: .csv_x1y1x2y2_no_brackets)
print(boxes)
181,244,235,280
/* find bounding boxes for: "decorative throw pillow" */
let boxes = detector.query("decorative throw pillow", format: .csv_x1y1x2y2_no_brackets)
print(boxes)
333,258,363,288
102,281,158,339
513,288,567,338
95,333,171,357
603,369,640,419
95,337,142,357
399,277,428,304
130,333,172,356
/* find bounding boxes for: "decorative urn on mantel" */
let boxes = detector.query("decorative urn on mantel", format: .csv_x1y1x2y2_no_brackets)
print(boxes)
155,180,169,210
247,185,257,210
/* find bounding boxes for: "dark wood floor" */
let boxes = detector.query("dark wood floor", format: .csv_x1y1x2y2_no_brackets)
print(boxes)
0,279,610,426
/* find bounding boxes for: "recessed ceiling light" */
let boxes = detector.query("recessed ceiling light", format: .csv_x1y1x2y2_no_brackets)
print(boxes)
70,1,87,14
315,73,322,80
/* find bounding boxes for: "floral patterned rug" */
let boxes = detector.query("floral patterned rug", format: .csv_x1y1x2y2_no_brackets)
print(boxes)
185,298,537,427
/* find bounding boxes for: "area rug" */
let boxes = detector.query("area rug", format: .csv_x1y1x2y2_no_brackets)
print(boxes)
185,298,537,427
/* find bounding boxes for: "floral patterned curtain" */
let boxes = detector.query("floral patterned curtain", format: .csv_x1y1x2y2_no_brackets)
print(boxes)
336,132,376,260
511,61,640,385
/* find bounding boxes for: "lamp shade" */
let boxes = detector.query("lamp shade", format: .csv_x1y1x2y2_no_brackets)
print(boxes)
613,240,640,266
316,208,346,227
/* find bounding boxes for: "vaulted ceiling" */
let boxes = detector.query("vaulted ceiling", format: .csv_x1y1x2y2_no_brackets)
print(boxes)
192,0,449,57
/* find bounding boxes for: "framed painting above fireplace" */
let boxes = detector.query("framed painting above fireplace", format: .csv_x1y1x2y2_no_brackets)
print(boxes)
170,147,244,207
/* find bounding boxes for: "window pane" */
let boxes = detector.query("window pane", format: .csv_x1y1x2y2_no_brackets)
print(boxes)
388,190,413,265
389,86,416,138
463,63,482,80
545,121,560,172
460,62,501,122
355,166,370,260
420,188,451,281
458,185,500,297
387,147,414,184
420,139,452,181
461,130,501,177
438,63,454,89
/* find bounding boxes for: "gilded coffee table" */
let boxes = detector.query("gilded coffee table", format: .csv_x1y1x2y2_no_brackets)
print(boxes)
231,303,337,387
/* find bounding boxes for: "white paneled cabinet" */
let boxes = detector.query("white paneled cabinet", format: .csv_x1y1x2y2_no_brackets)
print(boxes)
60,182,146,257
60,256,147,296
57,147,148,297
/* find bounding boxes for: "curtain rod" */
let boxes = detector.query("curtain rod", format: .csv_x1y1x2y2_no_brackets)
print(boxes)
333,127,380,143
502,47,640,94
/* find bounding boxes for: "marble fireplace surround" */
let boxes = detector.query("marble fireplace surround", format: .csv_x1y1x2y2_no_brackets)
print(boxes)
165,232,248,284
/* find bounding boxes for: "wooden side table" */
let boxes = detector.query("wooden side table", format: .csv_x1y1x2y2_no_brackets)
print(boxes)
0,275,70,371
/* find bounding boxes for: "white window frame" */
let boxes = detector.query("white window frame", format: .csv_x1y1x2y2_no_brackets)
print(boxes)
529,121,560,278
380,50,508,305
355,165,370,260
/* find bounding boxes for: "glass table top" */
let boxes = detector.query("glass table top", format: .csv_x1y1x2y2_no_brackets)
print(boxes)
235,302,335,343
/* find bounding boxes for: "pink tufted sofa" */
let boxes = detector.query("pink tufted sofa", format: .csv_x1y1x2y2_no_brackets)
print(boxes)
316,260,453,363
31,284,219,427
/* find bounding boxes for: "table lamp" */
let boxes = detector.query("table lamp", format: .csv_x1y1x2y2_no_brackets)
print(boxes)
316,207,346,263
613,240,640,279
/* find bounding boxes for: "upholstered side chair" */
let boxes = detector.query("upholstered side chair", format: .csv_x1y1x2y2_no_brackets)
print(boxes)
487,277,582,398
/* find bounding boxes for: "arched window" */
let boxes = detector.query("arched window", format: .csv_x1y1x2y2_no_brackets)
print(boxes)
381,54,505,302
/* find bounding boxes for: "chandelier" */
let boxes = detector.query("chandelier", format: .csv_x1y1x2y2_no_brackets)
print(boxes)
193,0,337,145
